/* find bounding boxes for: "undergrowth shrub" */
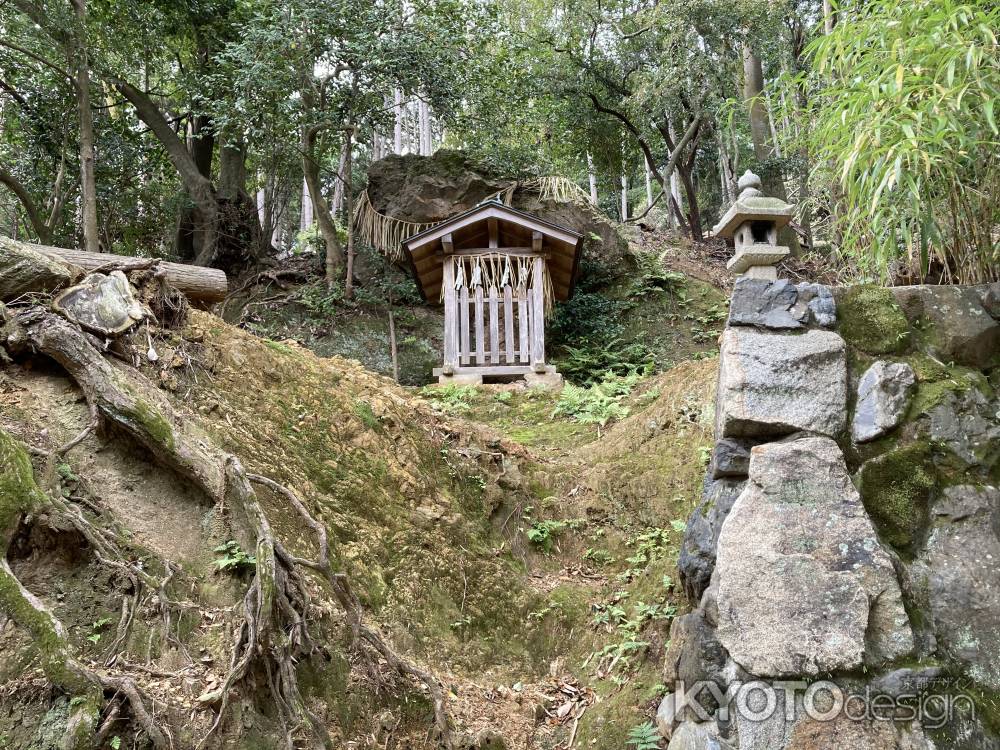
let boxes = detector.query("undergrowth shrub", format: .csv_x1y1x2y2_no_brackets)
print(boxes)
553,367,650,426
781,0,1000,283
626,251,687,298
558,339,653,385
420,383,479,413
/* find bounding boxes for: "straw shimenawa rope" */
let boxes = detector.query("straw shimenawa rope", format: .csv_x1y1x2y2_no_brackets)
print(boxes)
353,175,591,260
353,190,438,262
446,253,554,313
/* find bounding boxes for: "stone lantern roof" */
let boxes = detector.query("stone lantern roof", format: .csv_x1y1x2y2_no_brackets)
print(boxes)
712,171,796,239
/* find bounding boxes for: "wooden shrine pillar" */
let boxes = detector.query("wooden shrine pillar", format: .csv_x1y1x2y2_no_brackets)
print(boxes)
442,254,457,374
530,255,545,372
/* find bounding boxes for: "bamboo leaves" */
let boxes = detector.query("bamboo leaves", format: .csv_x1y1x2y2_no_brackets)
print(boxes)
800,0,999,283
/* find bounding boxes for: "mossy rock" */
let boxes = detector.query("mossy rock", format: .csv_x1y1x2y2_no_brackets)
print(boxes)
857,443,936,552
904,354,994,434
836,285,911,355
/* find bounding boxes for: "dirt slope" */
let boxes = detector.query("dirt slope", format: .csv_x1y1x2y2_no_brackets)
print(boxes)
1,303,718,749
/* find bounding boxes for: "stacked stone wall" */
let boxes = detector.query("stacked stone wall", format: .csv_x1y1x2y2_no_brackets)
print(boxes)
666,279,1000,749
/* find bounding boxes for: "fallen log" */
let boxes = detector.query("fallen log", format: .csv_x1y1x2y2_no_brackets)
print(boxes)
3,238,228,304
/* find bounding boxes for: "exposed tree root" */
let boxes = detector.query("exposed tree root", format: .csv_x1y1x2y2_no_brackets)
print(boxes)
3,305,454,748
0,428,171,750
249,473,454,747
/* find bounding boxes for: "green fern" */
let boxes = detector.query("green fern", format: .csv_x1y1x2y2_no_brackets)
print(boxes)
553,368,649,426
626,721,662,750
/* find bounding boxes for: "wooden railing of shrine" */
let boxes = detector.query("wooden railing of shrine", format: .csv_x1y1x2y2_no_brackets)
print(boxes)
441,254,546,375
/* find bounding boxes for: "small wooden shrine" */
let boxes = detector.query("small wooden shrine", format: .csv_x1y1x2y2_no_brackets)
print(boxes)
402,201,583,385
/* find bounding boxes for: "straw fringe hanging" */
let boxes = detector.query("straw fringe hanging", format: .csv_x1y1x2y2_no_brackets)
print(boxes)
355,174,594,259
522,176,592,205
443,253,555,315
483,182,517,206
353,190,437,261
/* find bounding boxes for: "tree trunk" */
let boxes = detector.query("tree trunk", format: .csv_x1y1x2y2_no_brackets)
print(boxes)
257,175,282,255
743,45,798,252
717,132,735,205
302,124,344,289
0,167,50,242
789,24,813,247
393,89,404,154
175,114,215,261
669,171,681,229
300,176,313,230
113,78,220,265
586,152,598,205
26,241,228,303
217,132,247,202
743,46,775,166
824,0,836,35
388,309,399,382
71,0,99,254
677,166,702,241
620,173,628,221
216,130,262,264
643,155,654,210
189,115,214,179
344,126,355,300
331,146,347,218
662,117,702,235
418,99,431,155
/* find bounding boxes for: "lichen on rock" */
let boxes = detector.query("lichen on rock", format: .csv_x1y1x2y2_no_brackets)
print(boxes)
715,436,913,677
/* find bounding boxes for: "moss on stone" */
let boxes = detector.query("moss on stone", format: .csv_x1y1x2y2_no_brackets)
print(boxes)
0,428,44,530
837,285,911,355
857,443,936,552
905,354,991,418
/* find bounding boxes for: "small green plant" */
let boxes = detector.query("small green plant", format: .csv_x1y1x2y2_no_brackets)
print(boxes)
110,737,122,750
554,367,651,427
450,614,472,630
635,386,662,408
213,540,257,572
297,280,344,317
352,400,380,430
525,516,585,552
556,339,653,385
420,383,479,413
626,721,662,749
617,527,674,582
85,616,113,645
493,390,513,404
56,462,79,483
527,600,564,621
527,519,568,552
583,547,614,566
627,252,687,298
291,223,322,255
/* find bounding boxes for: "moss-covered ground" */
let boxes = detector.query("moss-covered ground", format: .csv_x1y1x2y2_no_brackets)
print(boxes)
422,358,718,747
1,238,722,747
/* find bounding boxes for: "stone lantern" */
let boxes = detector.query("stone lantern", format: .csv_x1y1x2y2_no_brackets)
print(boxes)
712,171,796,280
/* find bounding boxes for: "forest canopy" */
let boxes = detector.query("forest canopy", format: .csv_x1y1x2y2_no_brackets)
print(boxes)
0,0,997,284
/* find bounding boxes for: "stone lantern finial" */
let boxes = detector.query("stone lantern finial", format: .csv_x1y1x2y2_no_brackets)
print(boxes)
736,169,762,197
712,170,796,280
